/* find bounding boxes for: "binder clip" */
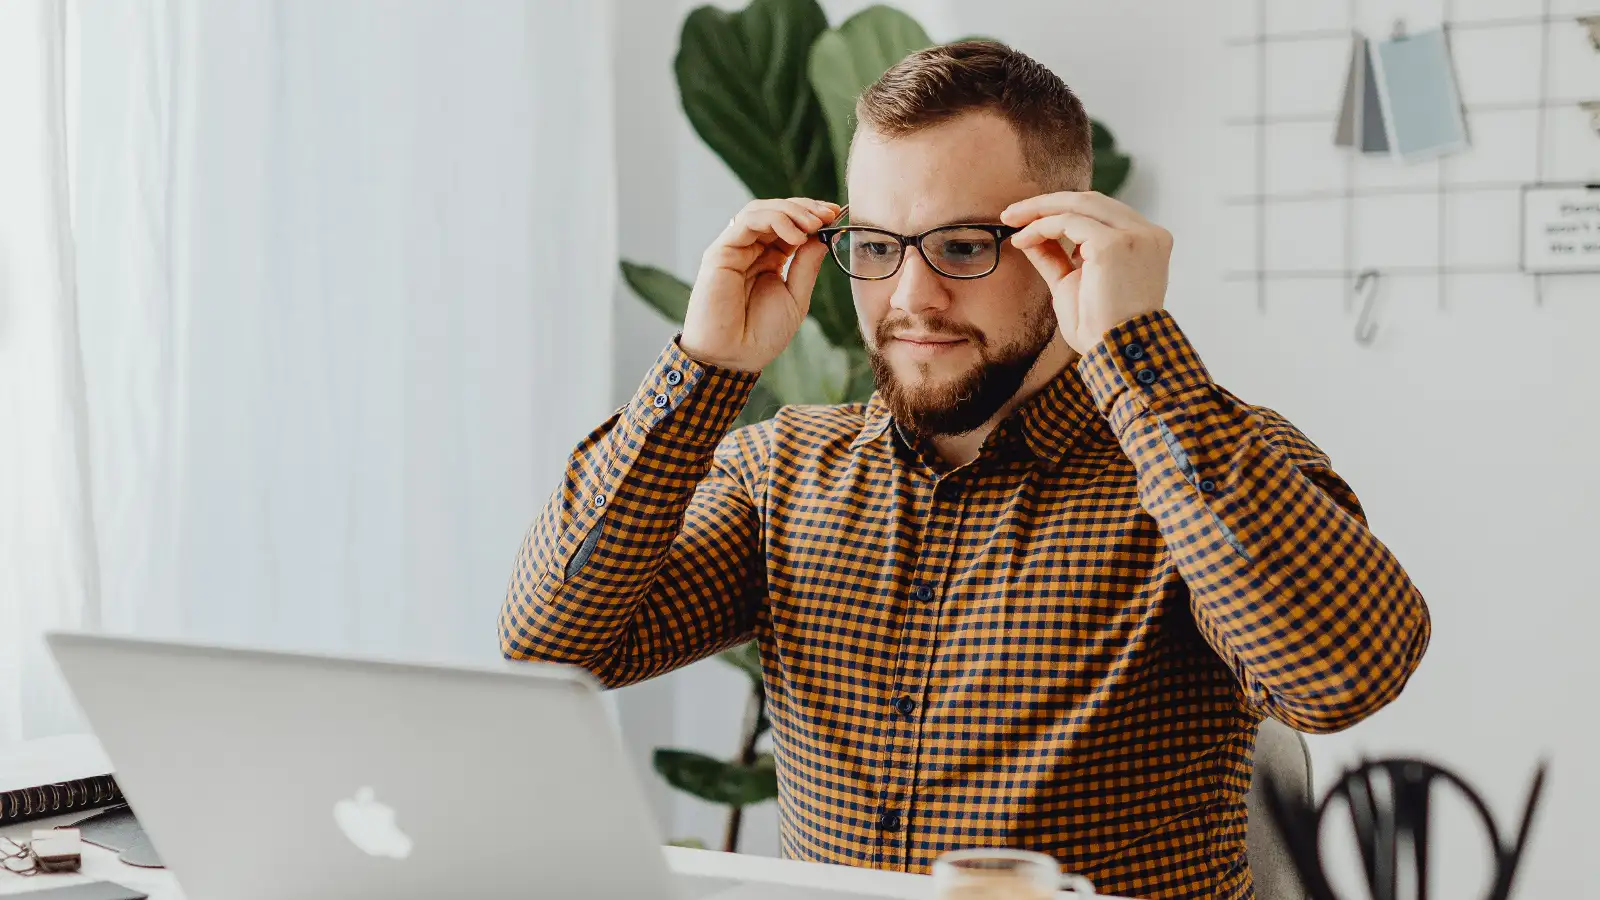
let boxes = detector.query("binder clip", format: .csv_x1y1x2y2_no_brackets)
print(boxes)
29,828,83,873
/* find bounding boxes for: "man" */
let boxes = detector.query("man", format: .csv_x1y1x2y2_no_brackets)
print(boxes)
501,41,1429,900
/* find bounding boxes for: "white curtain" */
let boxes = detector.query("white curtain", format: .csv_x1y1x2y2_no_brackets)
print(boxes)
0,0,98,743
0,0,617,745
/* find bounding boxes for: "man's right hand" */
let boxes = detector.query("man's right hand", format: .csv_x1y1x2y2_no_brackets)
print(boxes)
678,198,841,373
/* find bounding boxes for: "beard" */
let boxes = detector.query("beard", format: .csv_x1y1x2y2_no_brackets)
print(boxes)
868,295,1058,437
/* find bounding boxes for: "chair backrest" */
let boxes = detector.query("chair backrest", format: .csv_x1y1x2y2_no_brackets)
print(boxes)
1246,718,1313,900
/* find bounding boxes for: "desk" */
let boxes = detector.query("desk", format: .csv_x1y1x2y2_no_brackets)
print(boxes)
1,812,1107,900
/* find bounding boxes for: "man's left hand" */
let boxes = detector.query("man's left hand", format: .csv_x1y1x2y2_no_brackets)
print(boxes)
1002,191,1172,356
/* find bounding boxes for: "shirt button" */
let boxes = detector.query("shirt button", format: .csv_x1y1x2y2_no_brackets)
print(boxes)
894,695,916,716
665,370,683,386
877,811,902,832
592,495,607,508
1122,341,1146,361
1199,479,1217,493
911,584,933,603
653,393,670,408
1134,368,1158,386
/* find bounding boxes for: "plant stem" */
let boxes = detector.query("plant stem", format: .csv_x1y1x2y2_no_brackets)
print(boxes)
721,683,766,853
722,806,744,854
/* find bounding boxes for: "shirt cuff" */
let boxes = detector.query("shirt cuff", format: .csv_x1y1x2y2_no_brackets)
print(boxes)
624,336,762,449
1076,310,1213,432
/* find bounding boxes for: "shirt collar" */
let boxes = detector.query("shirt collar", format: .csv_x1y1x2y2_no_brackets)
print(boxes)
1012,362,1104,464
850,393,895,451
848,364,1104,464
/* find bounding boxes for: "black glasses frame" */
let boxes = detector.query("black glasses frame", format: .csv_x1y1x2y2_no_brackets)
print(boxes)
815,205,1019,281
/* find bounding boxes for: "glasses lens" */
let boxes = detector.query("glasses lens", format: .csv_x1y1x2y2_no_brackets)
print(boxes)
832,228,902,279
923,227,1002,277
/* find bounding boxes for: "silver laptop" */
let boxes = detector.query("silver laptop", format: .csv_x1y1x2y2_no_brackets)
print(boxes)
44,631,776,900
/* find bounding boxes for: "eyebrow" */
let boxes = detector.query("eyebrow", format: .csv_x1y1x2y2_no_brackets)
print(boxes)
847,213,1004,231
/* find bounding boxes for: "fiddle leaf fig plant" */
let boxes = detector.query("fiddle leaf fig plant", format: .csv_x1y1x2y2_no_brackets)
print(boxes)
807,6,933,196
623,0,1133,852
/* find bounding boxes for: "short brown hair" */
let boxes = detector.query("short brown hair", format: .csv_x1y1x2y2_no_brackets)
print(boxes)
853,41,1092,191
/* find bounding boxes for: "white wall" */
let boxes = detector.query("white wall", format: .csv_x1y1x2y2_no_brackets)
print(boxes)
609,0,1600,893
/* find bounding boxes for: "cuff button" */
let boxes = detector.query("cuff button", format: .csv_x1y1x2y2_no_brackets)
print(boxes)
1134,368,1158,386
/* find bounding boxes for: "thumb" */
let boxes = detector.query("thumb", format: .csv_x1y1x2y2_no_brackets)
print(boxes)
783,239,830,309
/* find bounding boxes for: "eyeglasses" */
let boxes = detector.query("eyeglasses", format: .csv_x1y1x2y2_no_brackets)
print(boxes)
816,205,1019,281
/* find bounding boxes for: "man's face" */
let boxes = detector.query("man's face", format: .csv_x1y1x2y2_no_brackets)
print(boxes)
846,110,1059,437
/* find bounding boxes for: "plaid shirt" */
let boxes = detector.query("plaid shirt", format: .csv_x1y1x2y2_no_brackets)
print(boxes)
501,310,1430,900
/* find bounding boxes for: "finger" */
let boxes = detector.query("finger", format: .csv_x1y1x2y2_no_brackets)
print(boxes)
1011,212,1120,253
1002,191,1147,229
1001,191,1148,230
703,239,768,278
787,197,842,222
1018,240,1075,284
787,196,840,210
783,238,830,304
710,207,824,275
757,210,811,247
723,208,812,250
747,244,793,279
754,199,826,232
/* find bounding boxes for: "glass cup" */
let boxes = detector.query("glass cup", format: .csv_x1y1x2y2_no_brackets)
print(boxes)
933,848,1096,900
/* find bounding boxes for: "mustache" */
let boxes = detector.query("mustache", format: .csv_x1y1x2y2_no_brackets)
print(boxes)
874,314,986,347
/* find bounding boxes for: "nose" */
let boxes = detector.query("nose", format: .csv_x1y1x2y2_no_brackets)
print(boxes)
887,250,951,318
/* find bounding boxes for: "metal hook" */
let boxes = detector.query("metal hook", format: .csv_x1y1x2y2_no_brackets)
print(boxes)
1353,268,1381,347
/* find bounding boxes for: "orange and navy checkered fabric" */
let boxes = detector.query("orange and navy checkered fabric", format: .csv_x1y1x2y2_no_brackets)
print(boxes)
501,310,1430,900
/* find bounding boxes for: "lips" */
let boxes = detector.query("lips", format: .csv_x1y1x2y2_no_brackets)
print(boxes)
892,335,966,345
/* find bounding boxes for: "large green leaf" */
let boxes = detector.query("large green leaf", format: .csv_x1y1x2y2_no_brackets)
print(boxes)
1092,151,1132,197
718,642,763,685
843,346,875,404
763,317,850,406
808,261,861,350
807,6,933,196
676,0,837,203
620,260,692,324
1090,120,1132,197
653,749,779,807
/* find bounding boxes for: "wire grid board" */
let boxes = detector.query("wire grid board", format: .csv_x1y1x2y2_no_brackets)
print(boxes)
1221,0,1600,311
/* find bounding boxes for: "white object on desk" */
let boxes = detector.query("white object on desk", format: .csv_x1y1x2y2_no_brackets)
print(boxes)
27,828,81,872
1522,183,1600,273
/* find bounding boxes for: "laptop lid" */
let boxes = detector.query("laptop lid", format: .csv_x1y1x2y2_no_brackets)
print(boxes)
45,631,679,900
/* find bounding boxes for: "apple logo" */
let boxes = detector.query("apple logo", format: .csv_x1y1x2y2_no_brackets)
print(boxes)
333,786,413,860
